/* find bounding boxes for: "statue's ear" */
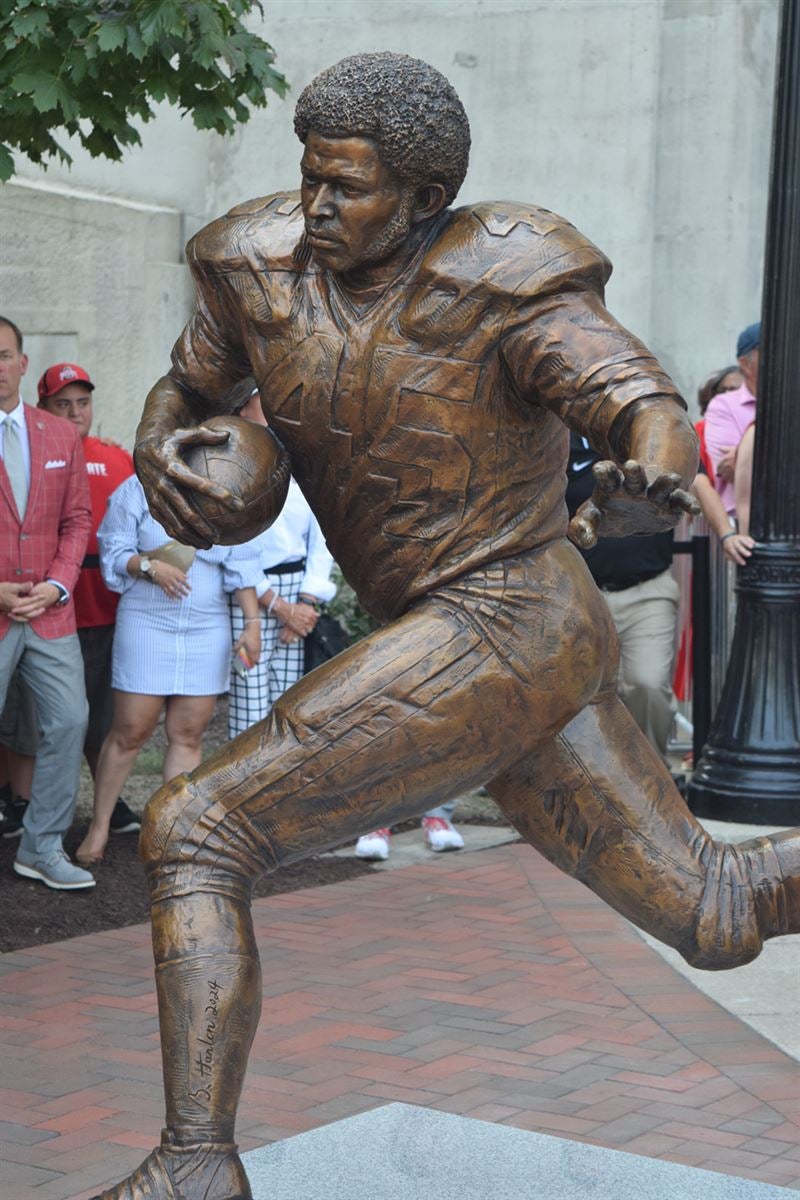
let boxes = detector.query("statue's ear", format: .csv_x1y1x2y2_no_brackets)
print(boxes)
412,182,448,224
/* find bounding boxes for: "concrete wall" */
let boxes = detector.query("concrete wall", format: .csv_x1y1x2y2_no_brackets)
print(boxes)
0,0,779,446
0,182,192,445
648,0,778,390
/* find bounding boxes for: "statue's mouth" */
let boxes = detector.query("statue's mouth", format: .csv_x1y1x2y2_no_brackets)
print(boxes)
306,230,342,247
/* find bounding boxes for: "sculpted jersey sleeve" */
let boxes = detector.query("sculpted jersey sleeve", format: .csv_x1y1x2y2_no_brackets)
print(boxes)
170,211,265,405
495,210,685,459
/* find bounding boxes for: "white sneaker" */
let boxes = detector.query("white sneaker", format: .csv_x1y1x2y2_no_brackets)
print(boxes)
14,849,96,890
422,816,465,852
354,829,391,861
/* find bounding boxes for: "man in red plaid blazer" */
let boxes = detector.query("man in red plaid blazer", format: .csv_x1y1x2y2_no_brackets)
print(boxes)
0,316,93,889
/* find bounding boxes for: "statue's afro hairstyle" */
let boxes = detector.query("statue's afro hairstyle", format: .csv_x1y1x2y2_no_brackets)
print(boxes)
294,52,470,206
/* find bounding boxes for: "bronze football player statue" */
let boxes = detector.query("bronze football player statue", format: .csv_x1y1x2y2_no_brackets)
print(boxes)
96,53,800,1199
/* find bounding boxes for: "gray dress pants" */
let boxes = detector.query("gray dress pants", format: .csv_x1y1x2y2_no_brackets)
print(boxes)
0,622,88,856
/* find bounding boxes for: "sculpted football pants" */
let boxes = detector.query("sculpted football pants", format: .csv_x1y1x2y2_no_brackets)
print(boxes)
139,538,798,1145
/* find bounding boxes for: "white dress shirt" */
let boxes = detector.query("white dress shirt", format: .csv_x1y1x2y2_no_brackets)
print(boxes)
0,398,31,488
251,479,336,602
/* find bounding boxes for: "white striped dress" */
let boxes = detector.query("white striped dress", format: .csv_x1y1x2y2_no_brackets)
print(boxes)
98,475,263,696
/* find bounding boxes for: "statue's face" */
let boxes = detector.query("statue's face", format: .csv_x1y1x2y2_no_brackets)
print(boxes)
300,131,414,273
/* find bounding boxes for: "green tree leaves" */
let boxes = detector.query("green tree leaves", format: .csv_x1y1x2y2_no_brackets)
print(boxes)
0,0,287,181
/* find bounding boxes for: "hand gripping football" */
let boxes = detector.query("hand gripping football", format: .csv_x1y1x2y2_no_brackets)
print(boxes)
181,415,291,545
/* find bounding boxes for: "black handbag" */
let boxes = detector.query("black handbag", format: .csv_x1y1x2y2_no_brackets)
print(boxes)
303,609,351,672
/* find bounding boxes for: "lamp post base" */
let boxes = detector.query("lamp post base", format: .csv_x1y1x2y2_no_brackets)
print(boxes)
688,753,800,825
688,542,800,826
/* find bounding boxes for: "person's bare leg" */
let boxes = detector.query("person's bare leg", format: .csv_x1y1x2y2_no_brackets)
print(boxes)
76,692,163,864
163,695,217,782
488,689,800,969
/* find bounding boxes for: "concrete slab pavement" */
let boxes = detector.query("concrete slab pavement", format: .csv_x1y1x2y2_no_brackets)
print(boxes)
243,1102,794,1200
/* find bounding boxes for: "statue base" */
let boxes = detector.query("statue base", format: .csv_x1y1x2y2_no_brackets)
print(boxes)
242,1102,787,1199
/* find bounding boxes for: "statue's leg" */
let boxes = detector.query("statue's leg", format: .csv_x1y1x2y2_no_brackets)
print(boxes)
94,543,611,1198
489,689,800,970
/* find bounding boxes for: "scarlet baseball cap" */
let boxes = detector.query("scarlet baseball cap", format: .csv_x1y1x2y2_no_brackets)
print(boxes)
37,362,95,401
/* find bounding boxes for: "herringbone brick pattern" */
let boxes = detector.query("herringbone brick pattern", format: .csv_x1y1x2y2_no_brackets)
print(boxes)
1,844,798,1198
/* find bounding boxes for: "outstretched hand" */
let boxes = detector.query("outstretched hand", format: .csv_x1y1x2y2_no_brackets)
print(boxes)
134,426,244,549
569,459,699,550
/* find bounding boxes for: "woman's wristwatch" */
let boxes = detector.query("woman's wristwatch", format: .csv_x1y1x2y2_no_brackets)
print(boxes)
139,556,157,580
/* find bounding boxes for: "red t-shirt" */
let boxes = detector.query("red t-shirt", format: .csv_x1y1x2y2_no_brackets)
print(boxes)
74,436,135,628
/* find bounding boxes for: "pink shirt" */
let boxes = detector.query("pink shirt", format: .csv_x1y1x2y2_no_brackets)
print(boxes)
704,383,756,515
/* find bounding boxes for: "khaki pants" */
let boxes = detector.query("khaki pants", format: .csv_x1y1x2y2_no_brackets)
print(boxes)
602,568,679,760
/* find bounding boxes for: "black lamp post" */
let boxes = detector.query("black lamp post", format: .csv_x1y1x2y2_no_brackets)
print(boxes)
689,0,800,823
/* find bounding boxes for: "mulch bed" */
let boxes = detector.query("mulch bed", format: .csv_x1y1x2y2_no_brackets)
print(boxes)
0,827,375,953
0,697,381,953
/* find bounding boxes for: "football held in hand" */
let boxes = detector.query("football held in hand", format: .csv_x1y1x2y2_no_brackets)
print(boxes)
182,415,291,544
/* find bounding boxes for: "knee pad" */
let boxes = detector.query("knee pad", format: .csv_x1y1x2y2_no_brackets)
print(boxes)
140,772,263,906
139,774,196,872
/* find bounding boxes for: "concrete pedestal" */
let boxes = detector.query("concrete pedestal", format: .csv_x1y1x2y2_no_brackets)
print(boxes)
242,1102,789,1199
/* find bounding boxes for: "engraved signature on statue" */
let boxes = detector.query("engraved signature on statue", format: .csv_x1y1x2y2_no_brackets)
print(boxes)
189,978,222,1109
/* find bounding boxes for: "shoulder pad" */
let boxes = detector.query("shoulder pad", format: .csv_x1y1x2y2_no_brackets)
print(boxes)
187,191,305,275
422,202,611,298
226,193,301,219
470,201,567,239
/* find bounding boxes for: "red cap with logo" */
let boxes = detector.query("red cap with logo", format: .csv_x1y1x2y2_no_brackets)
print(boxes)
37,362,95,401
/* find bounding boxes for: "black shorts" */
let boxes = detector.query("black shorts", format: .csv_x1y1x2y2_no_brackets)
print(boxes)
79,624,115,752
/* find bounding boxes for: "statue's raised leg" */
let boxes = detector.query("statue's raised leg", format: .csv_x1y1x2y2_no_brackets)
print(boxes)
489,689,800,970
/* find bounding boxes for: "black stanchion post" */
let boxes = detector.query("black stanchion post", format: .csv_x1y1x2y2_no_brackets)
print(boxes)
690,533,712,769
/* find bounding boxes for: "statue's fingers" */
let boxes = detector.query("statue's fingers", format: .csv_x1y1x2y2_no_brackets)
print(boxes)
170,426,230,447
148,482,216,548
568,499,602,549
669,487,701,517
622,460,647,495
592,460,624,497
647,471,682,504
165,459,245,510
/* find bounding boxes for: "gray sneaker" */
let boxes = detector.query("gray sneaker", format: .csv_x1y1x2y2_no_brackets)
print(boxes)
14,849,96,890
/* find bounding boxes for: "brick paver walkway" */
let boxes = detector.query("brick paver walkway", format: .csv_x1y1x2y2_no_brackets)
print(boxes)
1,843,798,1198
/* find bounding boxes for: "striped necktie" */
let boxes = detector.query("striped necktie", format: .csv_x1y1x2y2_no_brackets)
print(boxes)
2,415,28,520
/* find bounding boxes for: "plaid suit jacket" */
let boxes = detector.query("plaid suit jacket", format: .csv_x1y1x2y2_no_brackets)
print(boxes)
0,405,91,640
